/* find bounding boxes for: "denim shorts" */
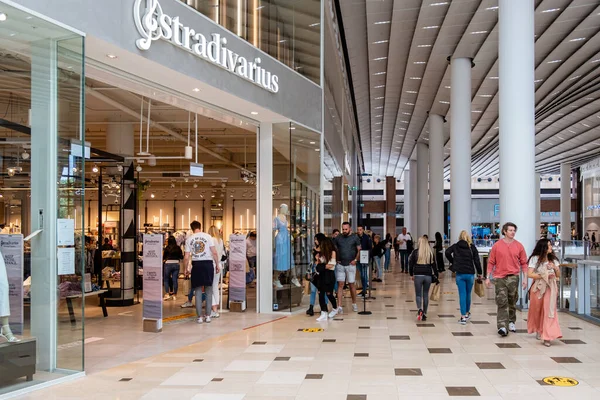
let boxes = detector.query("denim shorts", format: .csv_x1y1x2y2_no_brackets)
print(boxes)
335,264,356,283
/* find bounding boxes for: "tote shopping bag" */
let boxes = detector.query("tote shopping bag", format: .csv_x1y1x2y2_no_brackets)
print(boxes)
430,282,441,302
474,278,485,298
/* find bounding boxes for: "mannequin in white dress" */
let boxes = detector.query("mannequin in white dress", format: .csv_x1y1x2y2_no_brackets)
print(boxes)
0,250,18,342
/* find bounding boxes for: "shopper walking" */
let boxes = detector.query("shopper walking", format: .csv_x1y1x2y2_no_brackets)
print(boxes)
163,236,183,301
527,239,562,346
307,233,327,316
485,222,528,337
409,236,438,321
445,231,482,324
397,227,412,273
314,236,339,321
184,221,220,324
208,226,224,319
333,222,361,313
371,235,385,282
384,233,393,272
434,232,446,273
357,226,372,296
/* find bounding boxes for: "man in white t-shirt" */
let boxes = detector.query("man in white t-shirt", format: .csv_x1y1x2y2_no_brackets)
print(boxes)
396,227,412,273
184,221,219,324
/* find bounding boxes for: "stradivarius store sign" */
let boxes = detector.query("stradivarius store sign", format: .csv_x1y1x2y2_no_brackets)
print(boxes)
133,0,280,93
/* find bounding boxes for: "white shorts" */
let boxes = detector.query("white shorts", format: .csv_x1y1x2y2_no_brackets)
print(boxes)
335,264,356,284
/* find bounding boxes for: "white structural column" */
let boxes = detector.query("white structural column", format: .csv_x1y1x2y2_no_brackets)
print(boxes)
30,39,58,371
416,142,429,237
428,114,444,237
257,122,273,313
404,169,412,233
450,57,473,242
561,163,572,240
499,0,536,306
535,173,541,240
408,160,418,233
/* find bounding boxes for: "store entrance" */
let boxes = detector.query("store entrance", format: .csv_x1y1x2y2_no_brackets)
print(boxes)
80,75,259,371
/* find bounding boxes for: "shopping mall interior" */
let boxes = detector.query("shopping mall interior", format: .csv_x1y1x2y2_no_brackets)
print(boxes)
1,0,600,399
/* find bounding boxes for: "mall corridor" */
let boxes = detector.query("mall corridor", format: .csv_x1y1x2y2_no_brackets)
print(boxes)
13,262,600,400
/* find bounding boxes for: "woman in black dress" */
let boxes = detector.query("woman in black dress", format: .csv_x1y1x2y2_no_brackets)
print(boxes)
314,236,339,322
434,232,446,273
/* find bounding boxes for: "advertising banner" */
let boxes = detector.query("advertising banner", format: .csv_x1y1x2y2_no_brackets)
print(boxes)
0,234,24,334
143,234,163,326
228,234,246,302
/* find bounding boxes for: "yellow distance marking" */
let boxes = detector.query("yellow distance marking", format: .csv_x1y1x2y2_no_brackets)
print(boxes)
542,376,579,387
301,328,324,333
163,313,196,323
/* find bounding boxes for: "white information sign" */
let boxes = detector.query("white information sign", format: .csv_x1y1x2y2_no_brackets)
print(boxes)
57,247,75,275
360,250,369,264
57,218,75,246
0,234,24,334
143,234,163,323
228,234,247,302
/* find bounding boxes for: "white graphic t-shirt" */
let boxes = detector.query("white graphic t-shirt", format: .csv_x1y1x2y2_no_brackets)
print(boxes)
185,232,215,262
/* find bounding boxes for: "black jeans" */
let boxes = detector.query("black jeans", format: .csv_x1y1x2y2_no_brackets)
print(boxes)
319,290,337,313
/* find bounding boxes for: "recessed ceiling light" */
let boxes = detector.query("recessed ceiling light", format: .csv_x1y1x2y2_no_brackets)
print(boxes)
310,141,316,144
541,8,560,13
374,85,386,88
413,61,426,64
470,31,488,35
9,32,15,37
404,103,415,106
569,37,586,42
399,127,407,131
472,110,482,113
375,115,383,118
486,6,499,11
409,77,422,80
547,60,562,64
406,90,418,94
423,26,440,29
193,88,200,92
251,111,258,115
373,40,389,44
417,44,432,48
106,54,117,59
489,76,499,79
375,106,384,109
591,59,600,63
315,148,320,152
375,122,382,125
569,75,581,81
373,72,387,75
401,120,409,123
0,13,6,22
375,96,384,100
439,101,450,104
479,94,493,98
373,57,388,61
374,20,391,25
582,123,591,128
309,22,320,27
534,79,543,83
445,85,451,89
430,2,450,6
402,112,411,116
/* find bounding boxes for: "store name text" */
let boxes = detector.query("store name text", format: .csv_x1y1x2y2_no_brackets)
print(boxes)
133,0,279,93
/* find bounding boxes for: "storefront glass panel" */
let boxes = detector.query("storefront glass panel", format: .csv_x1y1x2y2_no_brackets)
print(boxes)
0,2,85,395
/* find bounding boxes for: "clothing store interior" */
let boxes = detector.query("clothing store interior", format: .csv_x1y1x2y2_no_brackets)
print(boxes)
0,31,322,385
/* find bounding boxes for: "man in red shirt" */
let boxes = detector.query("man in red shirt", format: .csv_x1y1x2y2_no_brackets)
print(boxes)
485,222,528,337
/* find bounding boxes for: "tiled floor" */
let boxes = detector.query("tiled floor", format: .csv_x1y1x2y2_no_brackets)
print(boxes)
10,262,600,400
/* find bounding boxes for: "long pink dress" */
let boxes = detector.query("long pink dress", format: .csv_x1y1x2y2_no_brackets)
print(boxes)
527,259,562,341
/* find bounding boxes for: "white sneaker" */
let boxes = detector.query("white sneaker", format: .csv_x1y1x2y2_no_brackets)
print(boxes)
352,304,358,312
181,301,194,308
316,311,328,322
196,317,203,324
274,280,284,289
509,322,516,332
328,309,338,319
291,277,301,287
211,311,220,318
163,294,172,301
171,296,176,302
204,316,211,323
337,307,343,315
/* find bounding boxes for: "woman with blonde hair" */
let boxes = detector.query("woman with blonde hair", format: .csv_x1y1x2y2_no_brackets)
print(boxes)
408,236,438,321
207,226,225,318
445,230,482,324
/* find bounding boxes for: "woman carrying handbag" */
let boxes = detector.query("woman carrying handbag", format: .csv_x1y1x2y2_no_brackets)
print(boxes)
409,236,439,321
445,230,483,325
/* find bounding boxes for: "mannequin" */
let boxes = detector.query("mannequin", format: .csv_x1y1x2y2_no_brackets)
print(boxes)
0,249,18,342
273,204,300,288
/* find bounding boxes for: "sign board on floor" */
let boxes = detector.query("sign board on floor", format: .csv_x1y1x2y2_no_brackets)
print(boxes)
142,234,163,332
0,234,23,334
228,234,246,302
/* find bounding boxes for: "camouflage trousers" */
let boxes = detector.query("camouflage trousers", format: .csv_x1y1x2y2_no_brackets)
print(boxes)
494,275,519,330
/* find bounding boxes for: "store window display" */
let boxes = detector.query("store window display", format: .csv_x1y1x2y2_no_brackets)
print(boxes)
273,204,300,288
0,254,18,343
